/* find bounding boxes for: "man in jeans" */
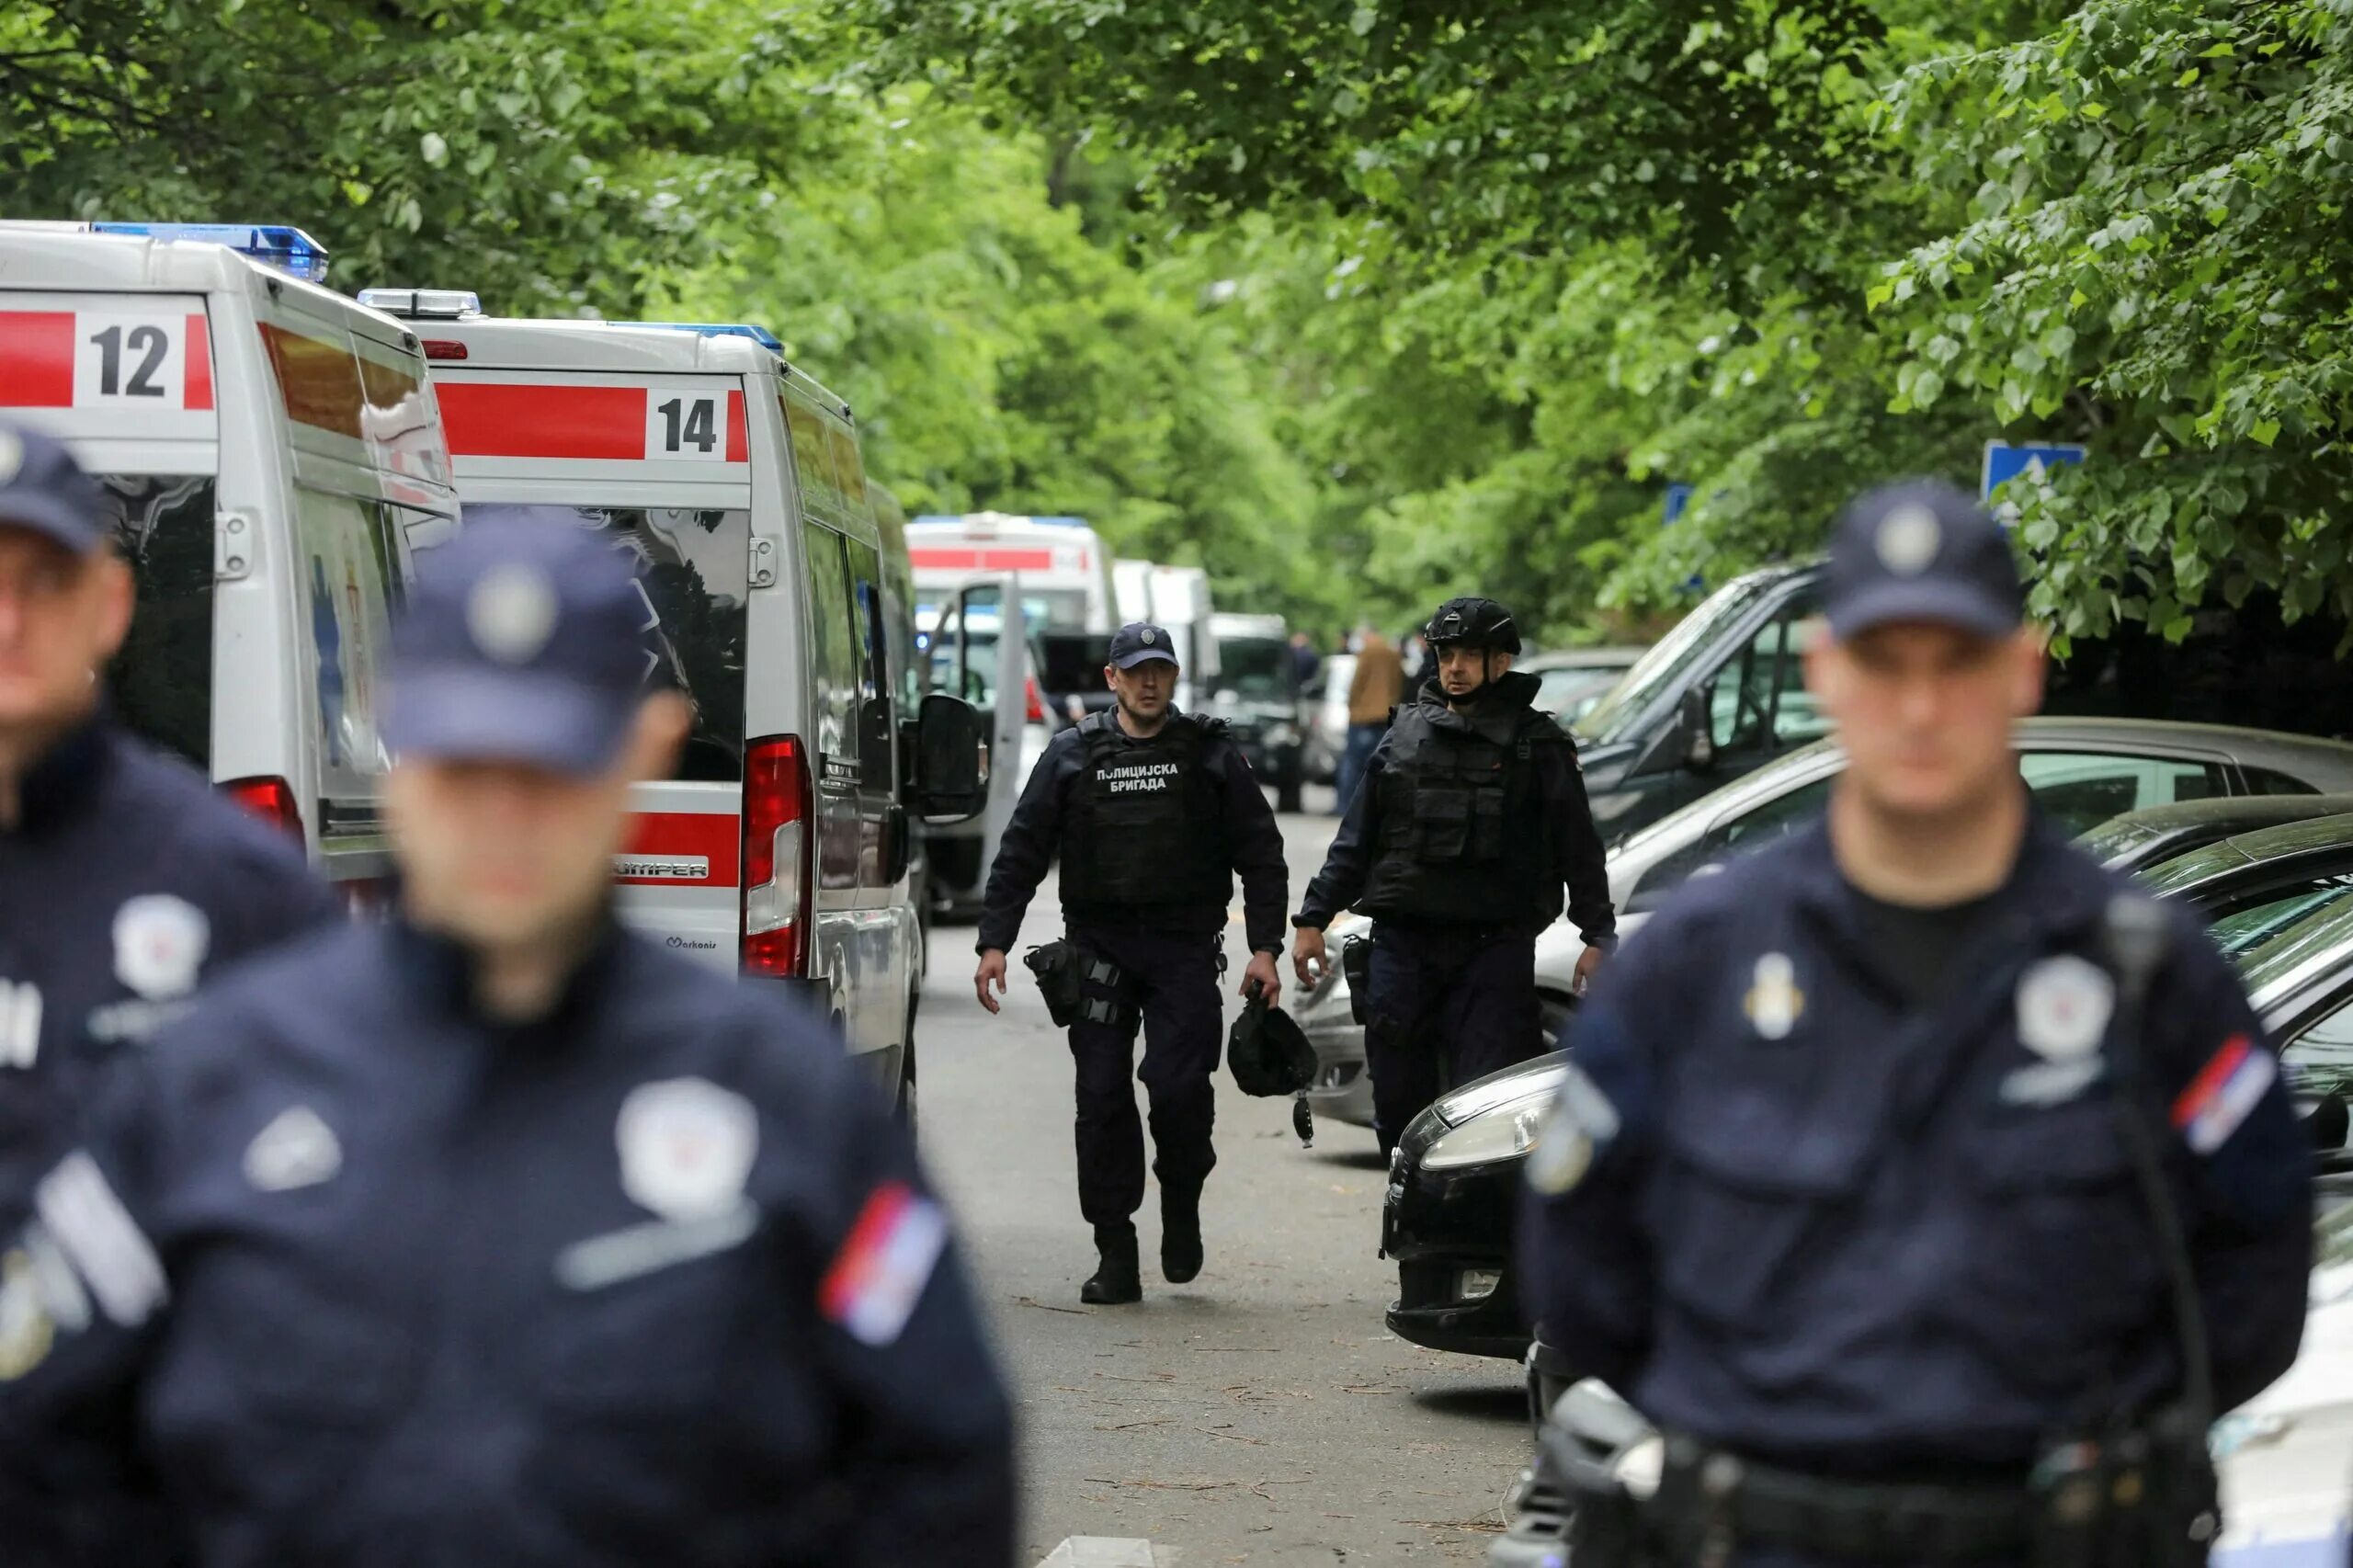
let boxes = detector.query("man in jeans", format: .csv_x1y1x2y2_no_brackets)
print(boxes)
1336,624,1404,813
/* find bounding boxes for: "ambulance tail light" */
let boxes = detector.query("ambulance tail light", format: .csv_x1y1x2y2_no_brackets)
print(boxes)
741,735,812,979
1025,677,1046,725
421,341,468,360
90,223,330,283
222,777,304,839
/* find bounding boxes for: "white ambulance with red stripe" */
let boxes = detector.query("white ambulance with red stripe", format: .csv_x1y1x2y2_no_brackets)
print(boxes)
366,293,989,1113
0,223,460,896
906,510,1119,634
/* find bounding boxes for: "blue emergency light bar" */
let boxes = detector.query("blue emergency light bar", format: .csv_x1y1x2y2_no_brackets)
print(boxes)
610,321,783,353
90,223,331,284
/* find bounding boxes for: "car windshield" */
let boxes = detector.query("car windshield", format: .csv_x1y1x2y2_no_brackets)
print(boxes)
2238,895,2353,1005
97,472,218,769
1576,573,1784,746
2214,883,2353,963
1215,637,1294,701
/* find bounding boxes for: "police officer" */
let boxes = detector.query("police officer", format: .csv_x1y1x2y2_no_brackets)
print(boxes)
0,421,335,1219
973,620,1288,1306
0,520,1016,1566
1293,596,1616,1158
1517,483,2313,1566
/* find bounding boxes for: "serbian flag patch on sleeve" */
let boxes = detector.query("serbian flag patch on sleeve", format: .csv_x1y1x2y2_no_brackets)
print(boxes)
2171,1034,2277,1156
820,1181,949,1347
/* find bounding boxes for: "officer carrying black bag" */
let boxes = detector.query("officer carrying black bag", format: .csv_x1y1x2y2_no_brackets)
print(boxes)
974,621,1290,1306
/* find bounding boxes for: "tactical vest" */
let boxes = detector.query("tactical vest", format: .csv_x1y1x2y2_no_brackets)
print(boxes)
1359,702,1557,925
1060,713,1233,911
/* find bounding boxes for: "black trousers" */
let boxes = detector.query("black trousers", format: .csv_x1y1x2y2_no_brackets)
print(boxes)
1064,926,1222,1230
1362,922,1542,1158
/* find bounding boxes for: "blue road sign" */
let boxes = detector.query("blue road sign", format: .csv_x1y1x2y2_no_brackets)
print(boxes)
1981,440,2087,501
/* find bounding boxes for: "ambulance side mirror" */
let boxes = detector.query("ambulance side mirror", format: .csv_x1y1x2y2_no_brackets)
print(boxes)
911,694,988,822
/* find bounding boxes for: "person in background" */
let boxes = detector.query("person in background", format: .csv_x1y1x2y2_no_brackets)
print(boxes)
1336,621,1404,814
1289,630,1320,687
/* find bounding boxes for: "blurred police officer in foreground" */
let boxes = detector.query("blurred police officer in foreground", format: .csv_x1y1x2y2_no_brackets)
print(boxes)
1517,483,2312,1566
1294,597,1616,1158
0,420,333,1220
975,621,1288,1305
0,520,1016,1567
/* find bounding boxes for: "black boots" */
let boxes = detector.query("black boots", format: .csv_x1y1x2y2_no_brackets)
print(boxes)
1080,1193,1204,1303
1160,1185,1203,1285
1080,1222,1142,1305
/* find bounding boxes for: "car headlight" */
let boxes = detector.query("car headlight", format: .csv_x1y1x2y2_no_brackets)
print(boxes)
1422,1093,1552,1170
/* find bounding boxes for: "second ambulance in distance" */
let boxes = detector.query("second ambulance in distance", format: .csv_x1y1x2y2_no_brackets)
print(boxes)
360,291,986,1114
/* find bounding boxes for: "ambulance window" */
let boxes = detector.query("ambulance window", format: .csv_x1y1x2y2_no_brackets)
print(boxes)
800,521,859,765
846,536,893,798
97,473,217,769
824,420,870,521
293,487,400,809
457,504,750,781
782,393,844,523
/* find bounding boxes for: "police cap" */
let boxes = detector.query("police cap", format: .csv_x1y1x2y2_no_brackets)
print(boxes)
1108,621,1180,669
384,515,655,775
1827,480,2024,642
0,419,108,557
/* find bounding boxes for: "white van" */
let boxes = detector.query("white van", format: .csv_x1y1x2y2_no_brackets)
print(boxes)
0,223,460,898
1145,562,1220,714
364,292,988,1111
908,511,1119,632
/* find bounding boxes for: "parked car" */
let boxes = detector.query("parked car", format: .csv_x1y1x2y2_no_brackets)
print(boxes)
1521,647,1645,727
1566,560,2353,846
2078,794,2353,876
1386,792,2353,1363
1294,720,2353,1133
2143,815,2353,961
1528,719,2353,994
1302,651,1357,785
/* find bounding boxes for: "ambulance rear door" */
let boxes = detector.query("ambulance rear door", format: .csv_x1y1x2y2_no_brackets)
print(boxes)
928,575,1029,899
435,366,762,973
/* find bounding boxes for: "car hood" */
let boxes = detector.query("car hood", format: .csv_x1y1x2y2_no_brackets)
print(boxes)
1430,1051,1569,1130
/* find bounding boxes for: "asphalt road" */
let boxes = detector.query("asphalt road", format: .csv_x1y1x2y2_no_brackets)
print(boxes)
918,792,1532,1566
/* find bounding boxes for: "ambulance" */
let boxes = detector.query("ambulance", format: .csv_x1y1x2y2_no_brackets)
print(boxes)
906,511,1120,633
359,291,988,1113
0,223,461,897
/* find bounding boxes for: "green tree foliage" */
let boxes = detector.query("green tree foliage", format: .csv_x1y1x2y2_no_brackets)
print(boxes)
1877,0,2353,641
864,0,2353,644
0,3,1334,623
0,0,834,309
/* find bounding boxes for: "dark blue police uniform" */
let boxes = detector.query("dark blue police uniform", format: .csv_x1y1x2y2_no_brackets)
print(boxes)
1298,609,1616,1157
0,518,1016,1567
0,425,335,1219
978,621,1288,1294
1514,483,2313,1567
0,720,336,1211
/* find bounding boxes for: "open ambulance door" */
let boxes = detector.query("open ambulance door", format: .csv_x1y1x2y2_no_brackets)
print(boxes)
926,574,1032,903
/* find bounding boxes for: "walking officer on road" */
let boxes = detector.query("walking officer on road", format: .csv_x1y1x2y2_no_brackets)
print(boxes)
1293,597,1616,1158
0,519,1016,1568
974,620,1288,1306
0,420,334,1220
1516,483,2312,1567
